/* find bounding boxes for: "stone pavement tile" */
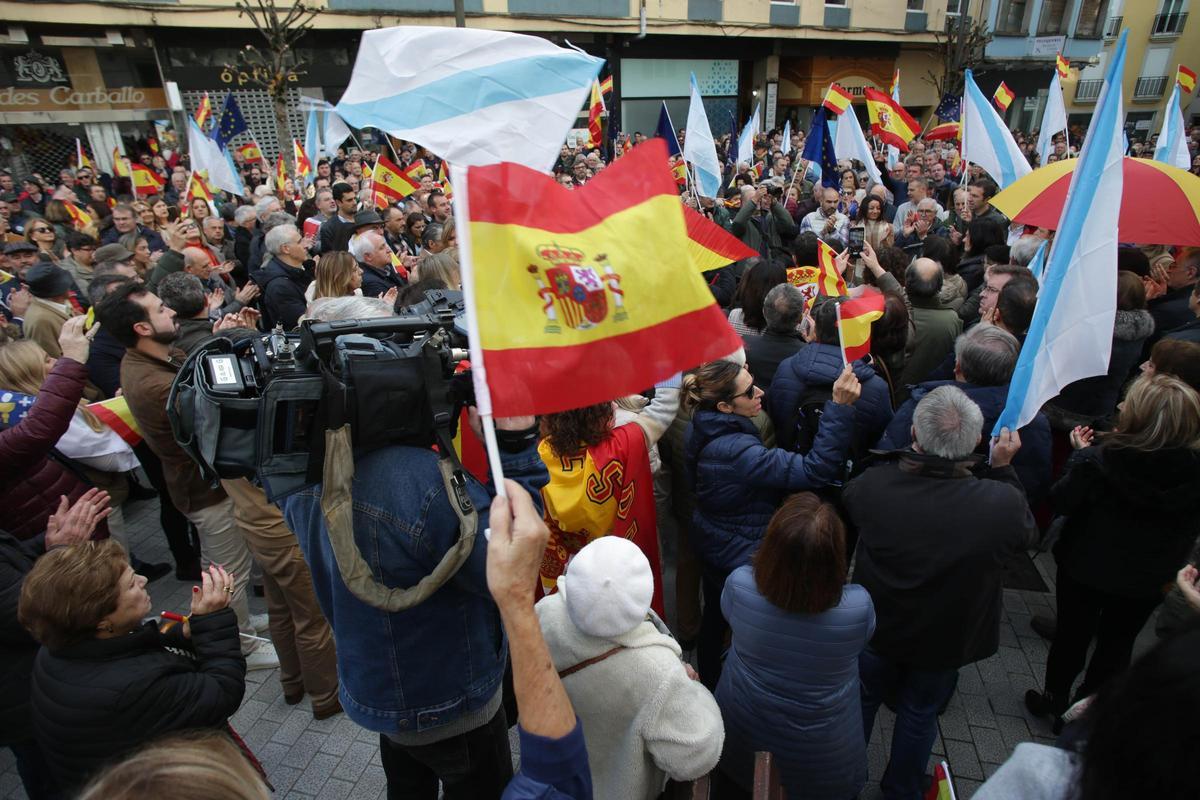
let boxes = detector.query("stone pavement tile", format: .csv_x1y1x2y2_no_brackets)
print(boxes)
957,777,982,798
969,726,1008,765
997,621,1019,648
976,654,1007,685
1001,590,1028,615
956,663,984,695
231,697,269,731
315,777,355,799
356,724,380,743
961,693,997,729
307,708,343,734
1008,611,1036,639
988,682,1036,719
981,761,1003,780
995,713,1032,751
997,645,1032,676
317,717,357,758
266,764,302,795
261,692,298,724
1018,635,1049,665
354,764,388,798
244,717,282,751
291,751,341,796
370,747,383,766
282,731,326,769
271,706,314,747
0,750,12,771
256,740,290,771
938,706,972,743
943,739,983,781
0,773,23,799
333,741,378,785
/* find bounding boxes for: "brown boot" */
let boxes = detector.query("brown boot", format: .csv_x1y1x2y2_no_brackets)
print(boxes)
313,696,343,721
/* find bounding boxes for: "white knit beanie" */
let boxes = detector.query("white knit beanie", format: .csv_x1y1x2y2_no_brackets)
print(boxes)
559,537,654,639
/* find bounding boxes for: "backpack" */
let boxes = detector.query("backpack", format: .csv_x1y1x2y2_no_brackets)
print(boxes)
793,382,834,456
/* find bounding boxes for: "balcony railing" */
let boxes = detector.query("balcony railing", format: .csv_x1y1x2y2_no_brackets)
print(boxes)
1074,79,1104,103
1133,76,1169,101
1104,15,1122,38
1151,12,1187,37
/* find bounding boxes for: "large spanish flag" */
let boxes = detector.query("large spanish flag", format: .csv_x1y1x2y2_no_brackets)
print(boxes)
374,154,420,203
462,138,741,417
864,87,920,152
684,204,757,272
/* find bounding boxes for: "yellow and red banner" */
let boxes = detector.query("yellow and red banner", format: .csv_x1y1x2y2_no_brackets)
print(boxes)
293,139,312,179
373,154,420,206
925,121,961,142
438,161,454,201
275,154,287,191
237,141,263,162
889,68,900,97
112,148,131,178
823,83,853,115
684,204,757,272
587,79,606,148
672,159,688,187
787,239,845,308
63,201,93,229
88,396,143,447
131,164,164,197
194,91,212,130
1056,53,1070,80
599,75,613,96
836,288,885,364
462,138,741,417
993,81,1015,112
75,139,93,171
864,87,920,152
1178,64,1197,94
185,173,212,208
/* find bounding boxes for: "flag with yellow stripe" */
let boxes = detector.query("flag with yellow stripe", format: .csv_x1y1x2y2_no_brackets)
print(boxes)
786,239,845,309
835,288,886,364
460,138,740,417
88,396,143,446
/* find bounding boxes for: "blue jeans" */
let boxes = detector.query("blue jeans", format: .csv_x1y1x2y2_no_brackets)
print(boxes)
859,647,958,800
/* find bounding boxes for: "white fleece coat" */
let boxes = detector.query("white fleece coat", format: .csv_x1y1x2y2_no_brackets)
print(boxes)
535,592,724,800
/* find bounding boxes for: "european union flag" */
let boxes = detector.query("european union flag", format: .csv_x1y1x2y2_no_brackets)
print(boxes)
935,93,962,122
213,94,248,150
802,106,839,188
655,101,681,158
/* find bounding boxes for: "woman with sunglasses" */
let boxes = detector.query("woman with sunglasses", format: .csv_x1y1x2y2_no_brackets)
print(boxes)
24,217,62,263
683,359,861,688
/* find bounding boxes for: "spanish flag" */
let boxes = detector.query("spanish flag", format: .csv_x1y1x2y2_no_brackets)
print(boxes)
194,91,212,131
238,141,263,162
1056,53,1070,80
362,161,373,182
185,172,212,207
836,287,886,364
63,201,93,229
112,148,131,178
787,239,845,309
460,138,741,417
923,760,957,800
889,68,900,97
438,161,454,201
822,83,853,116
88,396,143,447
684,204,756,272
993,81,1015,112
373,154,420,204
864,87,920,152
275,153,287,191
75,139,94,171
131,164,165,197
1178,64,1197,94
672,159,688,187
925,121,961,141
599,75,613,96
293,139,312,179
587,79,606,148
389,249,410,281
405,159,429,180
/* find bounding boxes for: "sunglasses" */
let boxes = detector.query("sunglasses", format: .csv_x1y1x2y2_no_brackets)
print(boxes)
32,227,52,234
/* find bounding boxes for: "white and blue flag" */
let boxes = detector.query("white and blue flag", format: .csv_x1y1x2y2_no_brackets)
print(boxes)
993,31,1129,437
1026,239,1049,284
833,109,883,185
303,109,322,175
1154,84,1191,169
335,27,602,173
781,119,792,156
963,69,1032,189
684,73,723,199
1035,72,1068,166
187,118,243,197
736,104,760,167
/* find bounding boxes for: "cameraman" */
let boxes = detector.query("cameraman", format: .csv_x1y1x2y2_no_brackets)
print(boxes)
278,299,549,799
730,180,798,259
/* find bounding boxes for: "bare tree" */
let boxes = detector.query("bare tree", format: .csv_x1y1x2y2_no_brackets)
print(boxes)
925,15,992,101
231,0,320,174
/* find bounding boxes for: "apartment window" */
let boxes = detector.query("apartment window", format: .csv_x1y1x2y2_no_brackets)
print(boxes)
825,0,846,4
1074,0,1111,37
946,0,969,13
908,0,925,8
1037,0,1072,34
995,0,1033,34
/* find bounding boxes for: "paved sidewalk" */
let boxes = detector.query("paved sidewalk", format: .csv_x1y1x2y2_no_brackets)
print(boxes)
0,497,1158,799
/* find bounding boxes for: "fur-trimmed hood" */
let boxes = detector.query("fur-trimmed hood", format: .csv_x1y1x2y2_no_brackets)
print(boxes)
1114,308,1155,342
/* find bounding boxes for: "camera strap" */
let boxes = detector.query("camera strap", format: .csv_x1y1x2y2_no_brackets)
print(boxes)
317,343,478,612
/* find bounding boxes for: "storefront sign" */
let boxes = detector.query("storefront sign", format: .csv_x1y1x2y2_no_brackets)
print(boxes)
0,86,168,112
1031,36,1066,58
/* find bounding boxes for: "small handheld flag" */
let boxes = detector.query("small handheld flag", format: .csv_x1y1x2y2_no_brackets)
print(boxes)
1056,53,1070,80
130,164,165,197
925,122,961,141
213,93,249,150
599,75,613,96
293,139,313,180
372,154,420,206
194,91,212,130
683,204,757,271
88,396,143,447
934,93,962,123
63,201,93,229
587,79,606,148
655,101,683,158
237,141,263,162
889,69,900,98
438,161,454,201
802,106,840,188
835,288,886,366
923,760,957,800
75,139,94,171
275,154,287,191
822,83,853,116
1178,64,1197,94
112,148,130,178
787,240,845,309
993,82,1015,112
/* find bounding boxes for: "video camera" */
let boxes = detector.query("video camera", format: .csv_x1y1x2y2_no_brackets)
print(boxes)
168,289,471,503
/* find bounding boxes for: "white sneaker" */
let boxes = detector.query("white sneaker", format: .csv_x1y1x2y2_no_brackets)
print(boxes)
245,641,280,671
249,613,271,634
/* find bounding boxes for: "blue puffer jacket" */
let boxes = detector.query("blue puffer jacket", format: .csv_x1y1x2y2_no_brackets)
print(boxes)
766,343,894,454
685,403,856,574
717,566,875,800
876,380,1053,503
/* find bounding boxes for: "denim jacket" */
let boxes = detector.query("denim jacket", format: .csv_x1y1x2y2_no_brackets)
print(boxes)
281,442,547,742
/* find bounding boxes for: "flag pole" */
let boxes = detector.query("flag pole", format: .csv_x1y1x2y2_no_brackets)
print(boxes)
451,164,509,499
834,301,849,368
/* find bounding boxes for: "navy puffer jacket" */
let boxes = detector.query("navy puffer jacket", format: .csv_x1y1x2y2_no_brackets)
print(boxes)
717,566,875,800
766,343,894,454
685,402,856,574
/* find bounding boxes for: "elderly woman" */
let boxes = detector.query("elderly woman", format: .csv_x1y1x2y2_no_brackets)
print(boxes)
19,548,245,793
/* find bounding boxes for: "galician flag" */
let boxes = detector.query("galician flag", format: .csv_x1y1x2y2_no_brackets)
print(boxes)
962,69,1032,189
455,139,740,417
993,31,1129,437
335,26,602,173
1153,84,1191,170
736,104,760,167
1036,71,1068,166
833,106,883,184
684,73,723,199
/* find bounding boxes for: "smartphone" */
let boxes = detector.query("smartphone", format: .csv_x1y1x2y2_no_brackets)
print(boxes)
848,227,865,256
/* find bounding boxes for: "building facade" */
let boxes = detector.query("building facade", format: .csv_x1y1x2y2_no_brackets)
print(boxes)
0,0,956,176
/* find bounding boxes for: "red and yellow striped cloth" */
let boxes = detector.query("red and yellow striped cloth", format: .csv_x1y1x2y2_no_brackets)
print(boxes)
88,396,143,446
864,88,920,152
684,204,757,272
462,138,740,417
836,288,886,363
823,83,853,115
993,82,1015,112
787,239,845,308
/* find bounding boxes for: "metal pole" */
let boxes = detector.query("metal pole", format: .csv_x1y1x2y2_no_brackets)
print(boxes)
454,0,465,27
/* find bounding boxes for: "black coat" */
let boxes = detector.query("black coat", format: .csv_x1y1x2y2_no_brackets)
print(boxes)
317,216,356,255
847,451,1035,670
86,326,126,398
254,257,311,331
1053,446,1200,599
0,532,43,745
29,608,245,791
359,261,407,300
743,331,804,392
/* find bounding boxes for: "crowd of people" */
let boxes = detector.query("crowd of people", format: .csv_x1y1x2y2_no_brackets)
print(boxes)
0,109,1198,800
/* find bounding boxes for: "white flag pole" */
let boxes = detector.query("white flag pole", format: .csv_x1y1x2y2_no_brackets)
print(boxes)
451,164,509,499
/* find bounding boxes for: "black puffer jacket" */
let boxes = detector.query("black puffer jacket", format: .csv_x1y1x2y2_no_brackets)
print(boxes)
0,531,44,745
29,608,245,791
1053,445,1200,599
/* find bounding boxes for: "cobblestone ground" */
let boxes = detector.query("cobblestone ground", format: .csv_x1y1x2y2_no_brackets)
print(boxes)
1,496,1159,800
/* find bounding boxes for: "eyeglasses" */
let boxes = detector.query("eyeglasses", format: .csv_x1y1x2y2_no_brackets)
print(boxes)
32,227,52,234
